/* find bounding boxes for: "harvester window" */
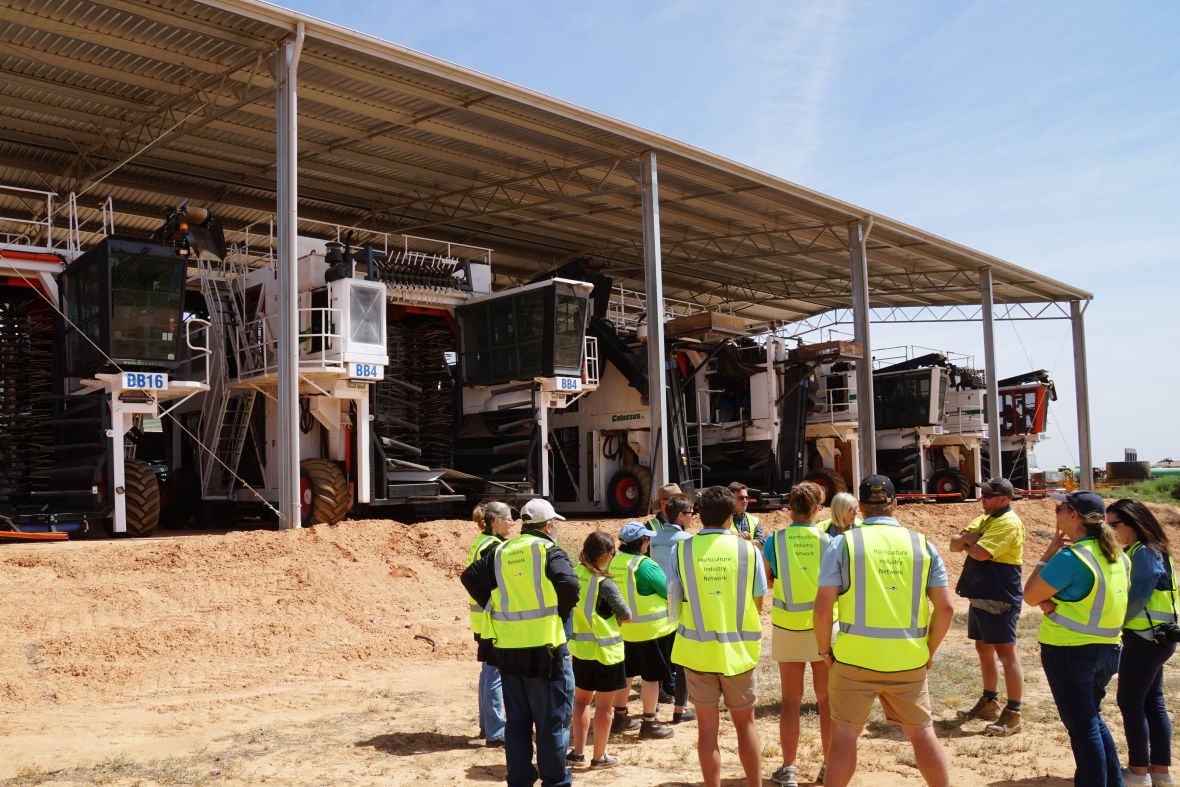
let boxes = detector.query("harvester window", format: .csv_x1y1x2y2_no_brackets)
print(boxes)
349,286,383,345
110,252,184,364
553,294,587,373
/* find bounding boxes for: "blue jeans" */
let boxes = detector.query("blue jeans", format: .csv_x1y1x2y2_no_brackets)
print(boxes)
479,661,506,743
1040,643,1124,787
1117,632,1175,767
501,652,574,787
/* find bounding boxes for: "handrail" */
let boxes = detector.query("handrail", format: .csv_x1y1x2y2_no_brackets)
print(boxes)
235,307,346,378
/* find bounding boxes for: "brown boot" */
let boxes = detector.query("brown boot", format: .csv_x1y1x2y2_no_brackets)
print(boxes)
984,708,1023,736
610,711,640,735
963,695,1001,721
639,717,674,740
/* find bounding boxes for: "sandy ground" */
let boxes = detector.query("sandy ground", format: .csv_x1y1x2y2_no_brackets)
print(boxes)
1,499,1178,786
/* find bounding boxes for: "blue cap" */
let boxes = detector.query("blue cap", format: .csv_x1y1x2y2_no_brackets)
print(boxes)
619,521,656,545
1050,490,1105,518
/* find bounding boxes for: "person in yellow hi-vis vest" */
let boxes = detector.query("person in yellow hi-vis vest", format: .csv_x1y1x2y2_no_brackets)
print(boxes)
763,481,830,787
647,483,683,533
1108,498,1177,787
1025,491,1131,787
467,501,514,747
567,531,630,770
609,521,677,740
668,485,767,787
461,499,580,787
814,475,954,787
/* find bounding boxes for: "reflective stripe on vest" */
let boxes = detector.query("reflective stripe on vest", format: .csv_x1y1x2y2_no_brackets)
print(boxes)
833,525,932,672
671,533,762,676
569,565,625,665
1126,546,1179,630
771,526,828,631
648,515,668,533
486,535,566,649
609,553,674,641
466,533,500,635
1039,541,1130,646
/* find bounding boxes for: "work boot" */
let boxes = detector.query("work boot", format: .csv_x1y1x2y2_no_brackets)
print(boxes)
963,695,1001,722
639,718,674,740
610,711,640,735
984,707,1023,736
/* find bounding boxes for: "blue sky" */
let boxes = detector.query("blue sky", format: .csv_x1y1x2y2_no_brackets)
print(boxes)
286,0,1179,471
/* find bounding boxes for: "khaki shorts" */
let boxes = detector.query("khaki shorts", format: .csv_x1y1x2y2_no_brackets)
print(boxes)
771,626,824,663
828,661,932,728
684,667,757,711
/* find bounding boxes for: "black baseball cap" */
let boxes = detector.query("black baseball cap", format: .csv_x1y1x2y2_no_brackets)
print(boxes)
980,477,1017,498
1050,490,1105,518
859,474,895,504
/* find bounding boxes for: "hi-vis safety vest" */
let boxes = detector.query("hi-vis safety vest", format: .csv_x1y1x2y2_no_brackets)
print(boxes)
609,553,675,641
569,565,625,665
834,524,932,672
671,532,762,676
772,525,829,631
1039,540,1130,647
467,532,502,636
734,513,761,538
485,534,566,650
1125,543,1179,632
648,514,669,533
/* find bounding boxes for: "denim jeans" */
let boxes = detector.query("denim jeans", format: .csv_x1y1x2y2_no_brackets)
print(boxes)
501,652,574,787
1117,632,1176,767
1040,643,1124,787
478,661,506,743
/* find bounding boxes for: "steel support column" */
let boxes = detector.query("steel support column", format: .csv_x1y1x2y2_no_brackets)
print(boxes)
980,269,1002,480
276,24,304,529
640,151,668,495
1071,300,1094,488
849,219,876,477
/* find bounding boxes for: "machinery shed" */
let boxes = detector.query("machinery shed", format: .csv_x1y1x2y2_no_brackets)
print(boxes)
0,0,1098,528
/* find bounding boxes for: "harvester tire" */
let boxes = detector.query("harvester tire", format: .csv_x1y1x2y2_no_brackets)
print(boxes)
804,468,847,505
929,468,966,503
124,459,161,537
607,465,651,518
300,459,351,527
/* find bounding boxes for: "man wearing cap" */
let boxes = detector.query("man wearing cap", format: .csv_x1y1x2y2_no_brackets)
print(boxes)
461,499,580,787
814,475,954,787
950,477,1026,736
728,482,765,546
667,484,767,787
609,521,678,739
647,483,683,532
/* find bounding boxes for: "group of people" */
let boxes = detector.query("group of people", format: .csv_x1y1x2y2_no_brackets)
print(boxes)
459,475,1177,787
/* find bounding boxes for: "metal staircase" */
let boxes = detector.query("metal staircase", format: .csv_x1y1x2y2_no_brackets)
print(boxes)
194,256,256,498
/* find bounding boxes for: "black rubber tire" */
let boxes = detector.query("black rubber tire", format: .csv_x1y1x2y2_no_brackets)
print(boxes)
606,465,651,517
124,459,161,537
804,468,847,505
300,459,351,527
928,468,966,503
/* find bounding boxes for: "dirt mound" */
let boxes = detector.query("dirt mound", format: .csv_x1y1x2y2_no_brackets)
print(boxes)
0,519,480,708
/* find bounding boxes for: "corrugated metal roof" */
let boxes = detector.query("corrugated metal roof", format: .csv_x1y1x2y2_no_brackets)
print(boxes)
0,0,1091,324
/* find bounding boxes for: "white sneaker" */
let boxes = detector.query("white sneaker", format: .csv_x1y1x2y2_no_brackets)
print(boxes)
1152,774,1173,787
1123,769,1152,786
771,764,799,787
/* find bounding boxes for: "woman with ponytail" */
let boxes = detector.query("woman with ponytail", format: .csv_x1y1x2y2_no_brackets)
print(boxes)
1108,499,1176,787
567,530,631,769
1025,491,1131,787
468,501,514,747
